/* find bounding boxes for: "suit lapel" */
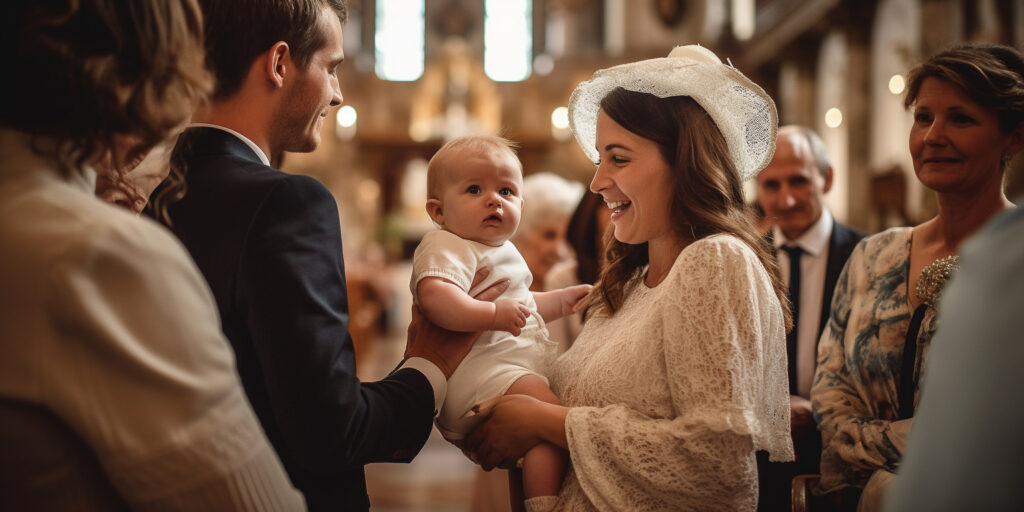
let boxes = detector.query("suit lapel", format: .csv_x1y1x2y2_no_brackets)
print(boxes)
817,221,857,345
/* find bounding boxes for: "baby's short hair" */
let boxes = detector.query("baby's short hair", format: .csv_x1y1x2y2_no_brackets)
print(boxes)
426,135,522,199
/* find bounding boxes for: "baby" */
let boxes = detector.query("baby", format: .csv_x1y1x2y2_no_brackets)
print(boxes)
412,135,589,510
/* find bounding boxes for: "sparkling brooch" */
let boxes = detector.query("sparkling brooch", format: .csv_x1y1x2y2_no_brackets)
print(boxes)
916,255,959,309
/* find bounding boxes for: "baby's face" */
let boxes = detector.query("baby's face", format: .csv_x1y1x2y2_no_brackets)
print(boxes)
433,151,523,246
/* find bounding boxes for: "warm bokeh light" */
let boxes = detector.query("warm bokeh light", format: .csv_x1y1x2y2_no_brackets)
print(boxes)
409,119,431,142
336,105,357,128
533,53,555,76
551,107,569,129
550,106,570,141
888,74,906,95
825,107,843,128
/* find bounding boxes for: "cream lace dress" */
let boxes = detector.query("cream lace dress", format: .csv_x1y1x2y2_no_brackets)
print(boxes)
549,235,793,511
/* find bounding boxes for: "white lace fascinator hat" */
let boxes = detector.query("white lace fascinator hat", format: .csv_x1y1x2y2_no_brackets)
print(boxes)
568,45,778,181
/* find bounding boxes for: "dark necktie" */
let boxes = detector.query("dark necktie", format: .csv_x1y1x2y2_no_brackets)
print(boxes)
782,245,803,395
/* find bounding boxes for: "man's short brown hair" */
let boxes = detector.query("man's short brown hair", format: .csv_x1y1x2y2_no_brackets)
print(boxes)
199,0,347,100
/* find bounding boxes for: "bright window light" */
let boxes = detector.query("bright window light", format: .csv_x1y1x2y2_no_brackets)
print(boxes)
484,0,532,82
375,0,424,81
731,0,755,41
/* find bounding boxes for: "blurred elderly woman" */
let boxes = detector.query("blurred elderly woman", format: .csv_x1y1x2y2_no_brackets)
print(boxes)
0,1,302,509
512,172,585,291
811,43,1024,510
544,191,611,352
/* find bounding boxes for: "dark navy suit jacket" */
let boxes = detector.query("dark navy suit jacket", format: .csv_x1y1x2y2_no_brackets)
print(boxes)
166,127,434,511
757,219,865,511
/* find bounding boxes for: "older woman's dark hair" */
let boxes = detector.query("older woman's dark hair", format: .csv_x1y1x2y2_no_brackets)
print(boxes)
591,88,792,330
0,0,212,176
904,43,1024,133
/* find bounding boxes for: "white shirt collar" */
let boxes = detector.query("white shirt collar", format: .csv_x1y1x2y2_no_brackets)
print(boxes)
189,123,270,166
772,208,833,258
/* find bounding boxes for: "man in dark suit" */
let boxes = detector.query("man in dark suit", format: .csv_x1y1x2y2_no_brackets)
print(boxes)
164,1,496,510
755,125,865,511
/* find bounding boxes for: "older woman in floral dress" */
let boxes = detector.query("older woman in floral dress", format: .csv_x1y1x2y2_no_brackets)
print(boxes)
811,43,1024,510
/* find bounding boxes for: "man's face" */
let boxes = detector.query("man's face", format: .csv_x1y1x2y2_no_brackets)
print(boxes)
756,130,832,240
274,9,345,153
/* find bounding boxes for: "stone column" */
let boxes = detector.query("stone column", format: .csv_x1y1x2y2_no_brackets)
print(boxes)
841,2,876,230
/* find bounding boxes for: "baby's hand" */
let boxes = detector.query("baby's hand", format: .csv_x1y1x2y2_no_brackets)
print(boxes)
561,284,593,316
491,298,530,335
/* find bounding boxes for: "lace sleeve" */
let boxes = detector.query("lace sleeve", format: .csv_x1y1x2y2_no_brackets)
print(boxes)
563,236,792,511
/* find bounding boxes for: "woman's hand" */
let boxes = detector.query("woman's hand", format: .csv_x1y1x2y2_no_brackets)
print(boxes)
461,394,568,470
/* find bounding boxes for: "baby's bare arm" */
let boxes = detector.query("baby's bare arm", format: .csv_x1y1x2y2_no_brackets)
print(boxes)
417,277,529,334
532,284,592,322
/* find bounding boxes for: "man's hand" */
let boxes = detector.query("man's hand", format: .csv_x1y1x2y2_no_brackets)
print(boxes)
491,298,529,335
790,395,816,441
404,269,509,378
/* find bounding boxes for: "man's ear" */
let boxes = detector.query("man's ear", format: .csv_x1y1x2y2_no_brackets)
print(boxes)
425,199,444,226
822,166,834,194
265,41,290,88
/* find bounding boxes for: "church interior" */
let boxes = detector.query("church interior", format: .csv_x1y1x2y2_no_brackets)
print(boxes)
264,0,1022,509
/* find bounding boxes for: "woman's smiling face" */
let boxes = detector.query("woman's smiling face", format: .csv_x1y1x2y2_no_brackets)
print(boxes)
909,77,1020,194
589,110,676,246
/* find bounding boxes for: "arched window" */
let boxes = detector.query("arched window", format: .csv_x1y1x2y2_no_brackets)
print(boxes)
484,0,532,82
375,0,425,81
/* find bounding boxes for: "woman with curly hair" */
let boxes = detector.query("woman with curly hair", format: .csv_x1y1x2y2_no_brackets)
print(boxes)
0,1,302,509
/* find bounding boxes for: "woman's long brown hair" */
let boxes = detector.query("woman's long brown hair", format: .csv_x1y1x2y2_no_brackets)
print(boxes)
588,88,792,332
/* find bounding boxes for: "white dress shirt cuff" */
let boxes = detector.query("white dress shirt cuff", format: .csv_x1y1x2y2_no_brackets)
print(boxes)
396,357,447,416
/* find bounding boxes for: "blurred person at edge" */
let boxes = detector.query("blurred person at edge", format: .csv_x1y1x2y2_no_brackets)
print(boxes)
94,134,178,214
810,43,1024,511
754,125,864,512
0,0,304,510
544,191,612,353
512,172,585,291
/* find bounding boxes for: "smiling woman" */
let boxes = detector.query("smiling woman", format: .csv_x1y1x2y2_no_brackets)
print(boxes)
458,45,794,511
810,43,1024,510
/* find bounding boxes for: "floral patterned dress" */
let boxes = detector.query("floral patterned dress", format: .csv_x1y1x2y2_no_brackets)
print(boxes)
811,228,938,492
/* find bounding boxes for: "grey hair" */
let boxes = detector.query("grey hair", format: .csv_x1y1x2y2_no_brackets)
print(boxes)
788,125,831,178
513,172,584,241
